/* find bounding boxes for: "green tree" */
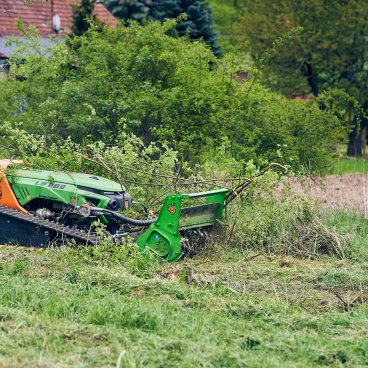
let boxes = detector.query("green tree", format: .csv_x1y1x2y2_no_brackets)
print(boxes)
105,0,221,55
72,0,96,36
207,0,247,53
238,0,368,155
104,0,150,22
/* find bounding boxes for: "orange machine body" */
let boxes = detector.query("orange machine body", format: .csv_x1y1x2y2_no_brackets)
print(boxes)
0,160,28,213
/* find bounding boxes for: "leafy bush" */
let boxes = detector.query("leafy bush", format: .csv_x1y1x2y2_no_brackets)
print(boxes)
0,20,343,173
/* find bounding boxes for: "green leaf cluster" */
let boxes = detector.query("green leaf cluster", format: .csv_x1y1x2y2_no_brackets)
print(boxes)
71,0,96,36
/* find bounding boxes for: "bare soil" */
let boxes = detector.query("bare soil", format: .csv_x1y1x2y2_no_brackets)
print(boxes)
286,174,368,214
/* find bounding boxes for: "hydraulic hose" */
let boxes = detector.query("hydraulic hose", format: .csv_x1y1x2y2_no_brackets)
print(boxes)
101,209,157,227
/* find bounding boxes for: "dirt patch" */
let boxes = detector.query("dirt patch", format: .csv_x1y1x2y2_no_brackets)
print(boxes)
285,174,368,214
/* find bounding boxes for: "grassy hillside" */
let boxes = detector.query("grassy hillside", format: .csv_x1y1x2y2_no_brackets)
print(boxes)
0,215,367,368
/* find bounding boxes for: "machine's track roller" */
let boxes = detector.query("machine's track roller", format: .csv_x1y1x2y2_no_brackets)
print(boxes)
0,205,100,247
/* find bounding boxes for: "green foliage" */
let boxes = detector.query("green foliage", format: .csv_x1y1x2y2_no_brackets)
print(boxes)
105,0,151,22
207,0,247,53
319,88,362,127
71,0,96,36
238,0,368,102
105,0,221,55
209,0,368,156
0,21,343,173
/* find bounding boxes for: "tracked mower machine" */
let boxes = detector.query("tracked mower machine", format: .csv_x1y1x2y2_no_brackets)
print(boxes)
0,160,229,261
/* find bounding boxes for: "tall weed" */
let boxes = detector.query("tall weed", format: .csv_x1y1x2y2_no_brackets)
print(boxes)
228,173,348,258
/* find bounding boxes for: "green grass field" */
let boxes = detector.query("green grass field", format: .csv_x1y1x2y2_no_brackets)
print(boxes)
329,158,368,175
0,212,367,368
327,143,368,175
0,156,367,367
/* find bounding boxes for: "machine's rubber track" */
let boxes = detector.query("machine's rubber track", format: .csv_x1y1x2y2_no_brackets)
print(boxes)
0,205,100,247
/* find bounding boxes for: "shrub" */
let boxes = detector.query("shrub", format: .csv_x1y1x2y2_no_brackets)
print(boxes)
0,20,343,173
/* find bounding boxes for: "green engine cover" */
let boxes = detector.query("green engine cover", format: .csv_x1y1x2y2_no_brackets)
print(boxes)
7,168,126,211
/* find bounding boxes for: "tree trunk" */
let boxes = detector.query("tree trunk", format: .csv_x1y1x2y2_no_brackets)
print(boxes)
347,121,362,157
304,61,319,96
362,126,366,159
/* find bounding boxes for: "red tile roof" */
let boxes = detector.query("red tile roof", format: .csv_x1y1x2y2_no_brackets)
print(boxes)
93,3,118,27
0,0,118,37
